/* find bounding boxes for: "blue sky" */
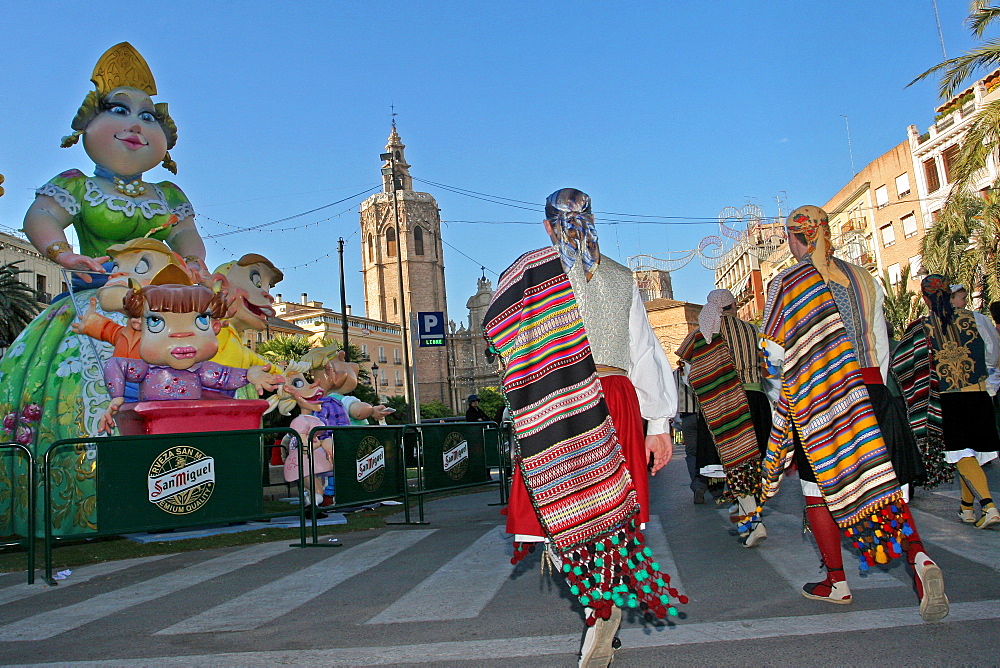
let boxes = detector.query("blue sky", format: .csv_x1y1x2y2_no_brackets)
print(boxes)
0,2,982,323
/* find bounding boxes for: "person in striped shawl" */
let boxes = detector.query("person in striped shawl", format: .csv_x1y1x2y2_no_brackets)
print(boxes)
677,289,771,548
892,275,1000,529
484,188,680,667
760,205,948,622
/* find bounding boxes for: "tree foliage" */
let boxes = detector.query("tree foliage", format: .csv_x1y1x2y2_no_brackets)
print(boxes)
879,266,924,336
474,387,506,422
0,262,40,346
911,6,1000,308
255,334,312,365
922,188,1000,307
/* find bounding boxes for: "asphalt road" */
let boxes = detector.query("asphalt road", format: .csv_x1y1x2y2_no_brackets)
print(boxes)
1,447,998,667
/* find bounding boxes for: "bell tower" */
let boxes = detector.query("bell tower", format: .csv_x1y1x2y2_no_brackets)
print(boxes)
360,126,452,408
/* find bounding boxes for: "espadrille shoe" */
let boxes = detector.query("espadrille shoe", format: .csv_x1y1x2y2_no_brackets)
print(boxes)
579,605,622,668
801,579,852,604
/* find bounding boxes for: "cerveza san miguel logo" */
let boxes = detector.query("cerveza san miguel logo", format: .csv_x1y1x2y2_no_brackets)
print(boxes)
147,445,216,515
443,432,469,481
356,435,386,492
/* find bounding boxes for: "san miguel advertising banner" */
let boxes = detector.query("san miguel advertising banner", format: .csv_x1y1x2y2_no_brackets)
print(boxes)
96,431,264,534
420,423,491,492
331,426,404,506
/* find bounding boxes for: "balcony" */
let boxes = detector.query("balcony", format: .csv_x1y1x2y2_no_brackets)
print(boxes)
35,291,51,304
378,357,387,363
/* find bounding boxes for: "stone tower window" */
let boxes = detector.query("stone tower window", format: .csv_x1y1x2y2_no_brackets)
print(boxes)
414,226,425,256
386,227,397,257
368,234,374,262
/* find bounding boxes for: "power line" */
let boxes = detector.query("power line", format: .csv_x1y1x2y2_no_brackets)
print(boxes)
201,185,379,239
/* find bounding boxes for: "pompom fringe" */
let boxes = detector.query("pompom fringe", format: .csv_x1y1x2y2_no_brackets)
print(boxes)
554,518,687,622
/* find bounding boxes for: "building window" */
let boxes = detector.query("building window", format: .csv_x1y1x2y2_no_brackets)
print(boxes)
395,370,403,386
368,235,374,262
394,348,401,364
361,344,369,360
60,281,68,293
909,255,922,277
927,209,940,229
923,158,941,193
875,185,889,209
380,374,388,386
378,346,387,363
880,223,896,247
385,227,397,257
901,213,918,238
942,144,960,184
895,173,911,198
888,263,902,285
413,225,424,256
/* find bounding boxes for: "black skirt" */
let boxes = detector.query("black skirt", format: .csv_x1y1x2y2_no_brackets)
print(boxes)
795,383,925,485
940,391,1000,453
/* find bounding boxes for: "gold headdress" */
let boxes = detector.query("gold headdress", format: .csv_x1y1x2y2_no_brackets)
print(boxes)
62,43,178,173
91,42,157,97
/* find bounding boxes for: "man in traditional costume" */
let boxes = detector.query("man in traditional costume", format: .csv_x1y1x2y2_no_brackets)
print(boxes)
678,289,770,547
760,205,948,621
893,275,1000,529
484,188,683,667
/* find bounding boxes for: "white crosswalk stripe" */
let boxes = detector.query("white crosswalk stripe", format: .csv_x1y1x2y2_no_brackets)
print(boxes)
366,525,510,624
0,502,992,650
0,541,290,641
157,529,437,635
157,529,436,634
19,600,1000,665
0,554,169,607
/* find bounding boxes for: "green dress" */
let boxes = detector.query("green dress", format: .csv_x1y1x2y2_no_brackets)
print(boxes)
0,170,194,537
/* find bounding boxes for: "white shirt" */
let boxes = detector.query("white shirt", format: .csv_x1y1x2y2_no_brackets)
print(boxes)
626,284,677,435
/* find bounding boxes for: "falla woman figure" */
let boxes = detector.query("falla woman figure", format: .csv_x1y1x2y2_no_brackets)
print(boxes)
0,43,208,537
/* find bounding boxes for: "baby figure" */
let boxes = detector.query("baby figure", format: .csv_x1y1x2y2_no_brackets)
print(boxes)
99,265,283,432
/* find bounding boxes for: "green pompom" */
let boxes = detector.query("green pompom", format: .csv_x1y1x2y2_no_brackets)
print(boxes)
611,536,620,546
643,547,652,557
573,566,583,576
570,585,579,595
580,595,590,605
668,607,678,617
642,585,652,594
563,564,571,573
595,558,604,567
603,591,612,600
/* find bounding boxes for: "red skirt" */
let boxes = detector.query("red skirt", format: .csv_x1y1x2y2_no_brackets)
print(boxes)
505,374,650,536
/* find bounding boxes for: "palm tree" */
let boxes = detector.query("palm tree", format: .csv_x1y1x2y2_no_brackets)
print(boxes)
0,261,40,348
921,187,1000,306
255,334,312,365
909,4,1000,194
879,266,924,336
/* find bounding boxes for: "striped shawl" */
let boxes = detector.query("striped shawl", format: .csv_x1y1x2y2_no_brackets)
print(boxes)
484,246,682,619
762,263,910,567
677,330,761,497
891,319,953,487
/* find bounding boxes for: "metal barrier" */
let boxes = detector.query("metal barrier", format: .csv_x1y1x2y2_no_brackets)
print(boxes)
41,427,299,585
295,424,415,545
0,442,36,584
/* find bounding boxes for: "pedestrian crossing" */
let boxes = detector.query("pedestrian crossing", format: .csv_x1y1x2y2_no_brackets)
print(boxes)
0,501,998,660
